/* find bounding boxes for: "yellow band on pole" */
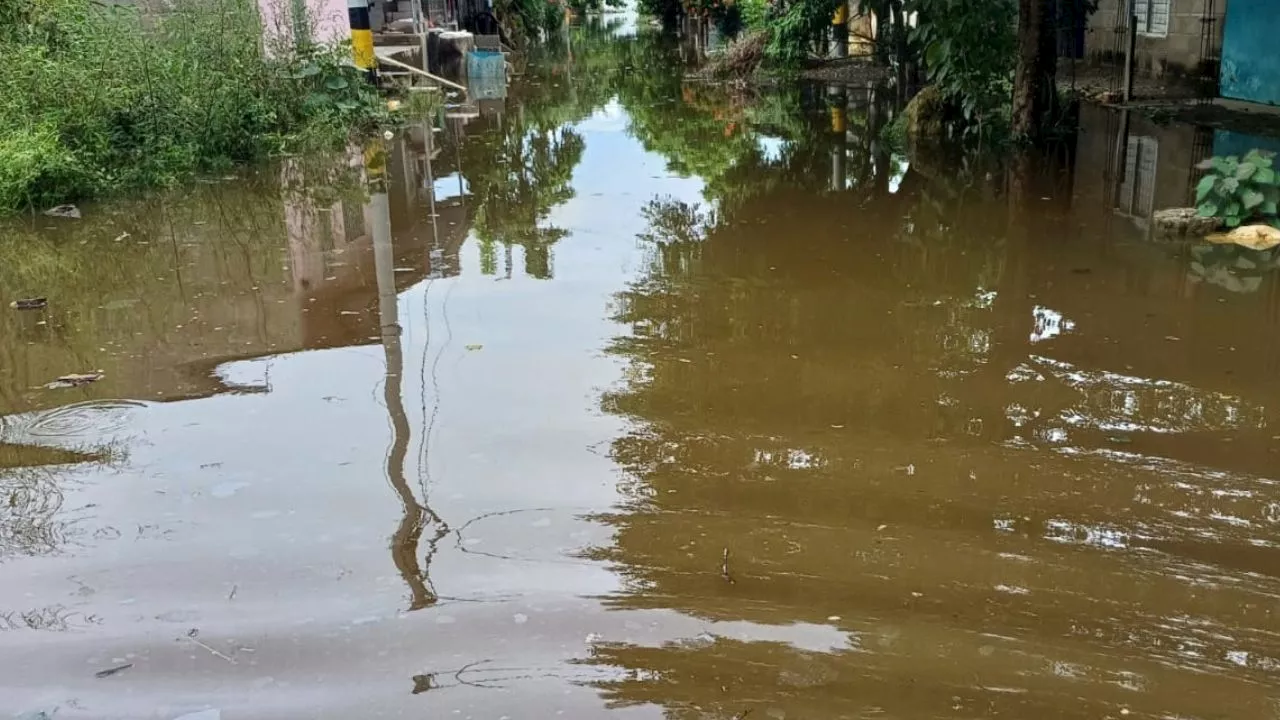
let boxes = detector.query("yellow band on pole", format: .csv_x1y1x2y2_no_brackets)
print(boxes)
832,5,847,25
364,139,387,180
351,29,375,70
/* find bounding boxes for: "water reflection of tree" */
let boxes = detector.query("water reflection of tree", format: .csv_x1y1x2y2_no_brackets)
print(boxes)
0,444,108,560
448,20,627,279
584,130,1280,716
463,126,585,279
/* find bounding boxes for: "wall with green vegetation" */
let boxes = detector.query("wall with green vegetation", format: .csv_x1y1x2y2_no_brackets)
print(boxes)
0,0,391,215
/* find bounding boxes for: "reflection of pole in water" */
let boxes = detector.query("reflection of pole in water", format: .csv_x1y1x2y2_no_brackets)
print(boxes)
369,147,447,611
828,85,848,192
423,116,444,278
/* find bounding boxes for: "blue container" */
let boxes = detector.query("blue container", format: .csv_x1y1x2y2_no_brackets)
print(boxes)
466,50,506,79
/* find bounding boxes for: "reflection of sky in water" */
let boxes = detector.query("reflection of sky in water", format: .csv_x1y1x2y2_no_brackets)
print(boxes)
1029,305,1075,343
1044,519,1129,549
753,447,825,470
1007,355,1265,435
888,154,910,194
433,173,468,201
576,99,628,134
757,136,786,164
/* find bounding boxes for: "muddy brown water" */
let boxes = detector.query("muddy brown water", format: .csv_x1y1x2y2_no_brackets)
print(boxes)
4,25,1280,720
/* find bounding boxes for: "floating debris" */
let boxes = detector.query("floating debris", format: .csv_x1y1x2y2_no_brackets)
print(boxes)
45,372,103,390
172,711,221,720
1206,224,1280,250
9,298,47,310
94,663,133,678
43,204,80,219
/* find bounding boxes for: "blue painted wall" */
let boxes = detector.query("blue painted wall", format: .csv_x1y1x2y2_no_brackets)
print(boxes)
1213,130,1280,159
1220,0,1280,106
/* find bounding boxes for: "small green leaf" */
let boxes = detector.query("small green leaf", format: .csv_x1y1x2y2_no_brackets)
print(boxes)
1245,149,1274,168
303,91,332,111
1214,156,1241,175
1198,200,1220,217
298,63,321,77
925,41,943,67
1236,161,1258,180
1227,200,1243,217
1243,189,1265,210
1195,175,1217,202
325,75,349,91
1255,167,1276,185
1223,177,1240,193
335,98,359,111
1226,215,1242,228
1263,200,1278,215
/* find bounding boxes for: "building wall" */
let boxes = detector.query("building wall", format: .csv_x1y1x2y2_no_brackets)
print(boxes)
1220,0,1280,105
1085,0,1224,78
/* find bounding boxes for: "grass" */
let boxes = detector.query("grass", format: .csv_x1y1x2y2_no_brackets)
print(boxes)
0,0,393,215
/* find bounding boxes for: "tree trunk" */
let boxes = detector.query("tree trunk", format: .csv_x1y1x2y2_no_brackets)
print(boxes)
1012,0,1058,140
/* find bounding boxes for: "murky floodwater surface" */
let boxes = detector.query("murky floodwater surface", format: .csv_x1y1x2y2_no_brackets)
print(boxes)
4,19,1280,720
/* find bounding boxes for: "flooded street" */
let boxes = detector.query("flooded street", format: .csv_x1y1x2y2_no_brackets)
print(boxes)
5,20,1280,720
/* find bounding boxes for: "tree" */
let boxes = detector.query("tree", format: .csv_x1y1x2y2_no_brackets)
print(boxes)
1011,0,1058,139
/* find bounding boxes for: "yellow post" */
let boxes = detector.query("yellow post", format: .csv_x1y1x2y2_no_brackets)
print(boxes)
831,2,848,59
348,0,376,84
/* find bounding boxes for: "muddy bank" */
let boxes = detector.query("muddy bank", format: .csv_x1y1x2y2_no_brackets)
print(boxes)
797,55,889,84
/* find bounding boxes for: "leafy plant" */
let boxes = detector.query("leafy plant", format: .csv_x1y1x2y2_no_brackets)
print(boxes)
1195,150,1280,229
910,0,1016,135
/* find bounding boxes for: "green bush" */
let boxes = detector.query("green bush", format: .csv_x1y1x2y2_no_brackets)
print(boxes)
0,0,391,216
766,0,842,65
1196,150,1280,229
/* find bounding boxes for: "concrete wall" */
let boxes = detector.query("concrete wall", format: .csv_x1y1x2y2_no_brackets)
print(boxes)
1086,0,1223,78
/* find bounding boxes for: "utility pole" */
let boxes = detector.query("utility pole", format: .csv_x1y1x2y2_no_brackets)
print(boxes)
831,1,849,59
1122,0,1137,102
348,0,377,84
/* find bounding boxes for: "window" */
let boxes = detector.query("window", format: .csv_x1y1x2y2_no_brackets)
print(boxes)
1117,136,1159,225
1134,0,1171,38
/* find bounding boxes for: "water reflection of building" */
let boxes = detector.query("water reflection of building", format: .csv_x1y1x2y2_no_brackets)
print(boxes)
1071,104,1213,235
0,118,467,415
1071,103,1280,297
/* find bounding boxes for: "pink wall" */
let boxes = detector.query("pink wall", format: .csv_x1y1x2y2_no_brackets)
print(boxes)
259,0,350,54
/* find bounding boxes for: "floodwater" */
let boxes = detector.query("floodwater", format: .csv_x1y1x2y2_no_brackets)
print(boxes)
4,19,1280,720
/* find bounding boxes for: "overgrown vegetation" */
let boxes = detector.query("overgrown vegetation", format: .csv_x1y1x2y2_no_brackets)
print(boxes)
0,0,392,215
495,0,568,42
643,0,1095,142
1196,150,1280,229
912,0,1016,135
